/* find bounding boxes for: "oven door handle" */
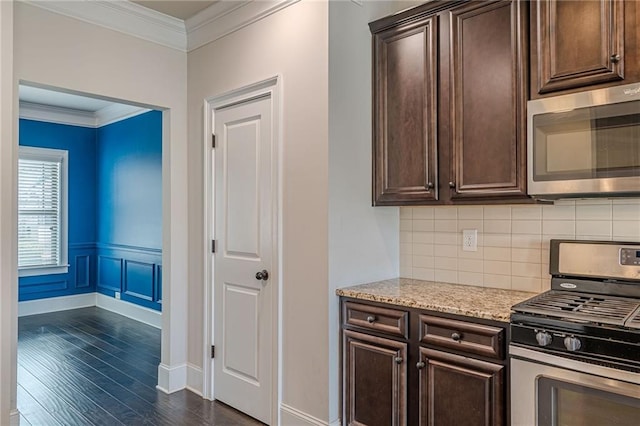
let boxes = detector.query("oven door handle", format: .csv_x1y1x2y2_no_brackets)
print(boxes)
509,345,640,385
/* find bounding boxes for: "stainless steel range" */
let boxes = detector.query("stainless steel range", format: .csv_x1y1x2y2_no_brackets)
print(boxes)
509,240,640,426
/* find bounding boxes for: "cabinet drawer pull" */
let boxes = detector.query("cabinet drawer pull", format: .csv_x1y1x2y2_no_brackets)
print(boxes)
426,182,434,190
394,356,403,364
416,361,426,369
366,315,377,324
448,181,456,188
610,53,621,63
451,332,462,342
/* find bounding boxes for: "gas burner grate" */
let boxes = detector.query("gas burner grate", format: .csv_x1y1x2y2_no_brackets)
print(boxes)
626,307,640,330
512,290,640,327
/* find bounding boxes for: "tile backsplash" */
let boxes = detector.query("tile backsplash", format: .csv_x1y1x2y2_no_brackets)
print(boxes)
399,199,640,293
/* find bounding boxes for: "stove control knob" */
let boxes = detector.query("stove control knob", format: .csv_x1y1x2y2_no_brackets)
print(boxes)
535,331,552,347
564,336,582,352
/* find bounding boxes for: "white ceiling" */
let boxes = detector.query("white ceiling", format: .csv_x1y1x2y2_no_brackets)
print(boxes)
18,85,151,128
131,0,218,20
19,85,117,112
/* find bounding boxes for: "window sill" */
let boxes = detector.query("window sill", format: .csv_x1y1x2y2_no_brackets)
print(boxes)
19,265,69,278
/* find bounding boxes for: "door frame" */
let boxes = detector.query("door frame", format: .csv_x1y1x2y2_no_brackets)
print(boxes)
202,75,282,425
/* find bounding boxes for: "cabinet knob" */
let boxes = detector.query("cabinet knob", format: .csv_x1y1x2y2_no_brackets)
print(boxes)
448,181,456,189
426,182,434,190
610,53,621,63
451,332,462,342
416,361,426,369
394,356,403,364
366,315,376,324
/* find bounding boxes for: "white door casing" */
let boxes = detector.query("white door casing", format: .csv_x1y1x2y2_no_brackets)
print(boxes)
203,76,280,425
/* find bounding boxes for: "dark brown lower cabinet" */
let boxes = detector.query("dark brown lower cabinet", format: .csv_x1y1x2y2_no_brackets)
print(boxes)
341,298,508,426
343,329,408,426
419,348,505,426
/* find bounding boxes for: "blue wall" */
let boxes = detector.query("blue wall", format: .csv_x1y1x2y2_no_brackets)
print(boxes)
19,120,98,300
96,110,162,310
97,111,162,249
18,111,162,311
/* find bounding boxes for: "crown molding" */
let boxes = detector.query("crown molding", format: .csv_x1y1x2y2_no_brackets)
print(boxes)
96,103,151,127
20,101,149,128
22,0,187,51
22,0,301,53
20,101,97,128
185,0,247,32
185,0,300,51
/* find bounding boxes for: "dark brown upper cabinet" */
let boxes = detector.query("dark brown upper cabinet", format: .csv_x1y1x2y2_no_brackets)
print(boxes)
372,15,439,205
531,0,640,97
370,0,529,206
447,0,528,201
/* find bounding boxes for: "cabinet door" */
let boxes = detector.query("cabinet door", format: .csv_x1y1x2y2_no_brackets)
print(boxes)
447,1,528,200
344,329,408,426
532,0,624,95
372,17,438,205
418,348,505,426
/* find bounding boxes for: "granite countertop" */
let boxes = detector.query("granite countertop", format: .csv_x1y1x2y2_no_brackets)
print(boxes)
336,278,537,322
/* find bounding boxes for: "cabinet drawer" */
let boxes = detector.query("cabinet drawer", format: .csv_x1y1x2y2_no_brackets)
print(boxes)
343,301,408,339
419,315,505,359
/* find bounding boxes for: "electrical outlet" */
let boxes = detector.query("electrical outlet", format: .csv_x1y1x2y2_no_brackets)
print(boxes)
115,291,121,300
462,229,477,252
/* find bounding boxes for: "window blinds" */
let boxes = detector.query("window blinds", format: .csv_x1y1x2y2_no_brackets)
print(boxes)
18,156,62,268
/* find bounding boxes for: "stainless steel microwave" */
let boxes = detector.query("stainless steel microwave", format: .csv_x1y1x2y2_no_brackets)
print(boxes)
527,82,640,198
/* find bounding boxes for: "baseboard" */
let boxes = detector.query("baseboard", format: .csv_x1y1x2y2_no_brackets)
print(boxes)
18,293,96,317
280,404,333,426
10,409,20,426
18,293,162,330
186,363,203,396
157,362,187,394
96,293,162,329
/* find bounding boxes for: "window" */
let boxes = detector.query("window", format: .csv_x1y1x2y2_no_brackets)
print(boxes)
18,146,68,277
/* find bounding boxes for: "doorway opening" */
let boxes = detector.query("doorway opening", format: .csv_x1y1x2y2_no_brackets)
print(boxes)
16,82,165,424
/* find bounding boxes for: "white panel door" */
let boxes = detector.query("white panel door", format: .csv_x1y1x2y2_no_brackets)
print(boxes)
213,95,273,424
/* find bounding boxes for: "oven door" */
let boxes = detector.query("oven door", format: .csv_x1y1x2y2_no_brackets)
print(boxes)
510,345,640,426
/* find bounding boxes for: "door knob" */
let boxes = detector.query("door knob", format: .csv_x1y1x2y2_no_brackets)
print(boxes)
610,53,621,63
255,270,269,281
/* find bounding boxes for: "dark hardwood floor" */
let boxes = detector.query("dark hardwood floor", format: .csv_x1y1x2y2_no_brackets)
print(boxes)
18,307,263,426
